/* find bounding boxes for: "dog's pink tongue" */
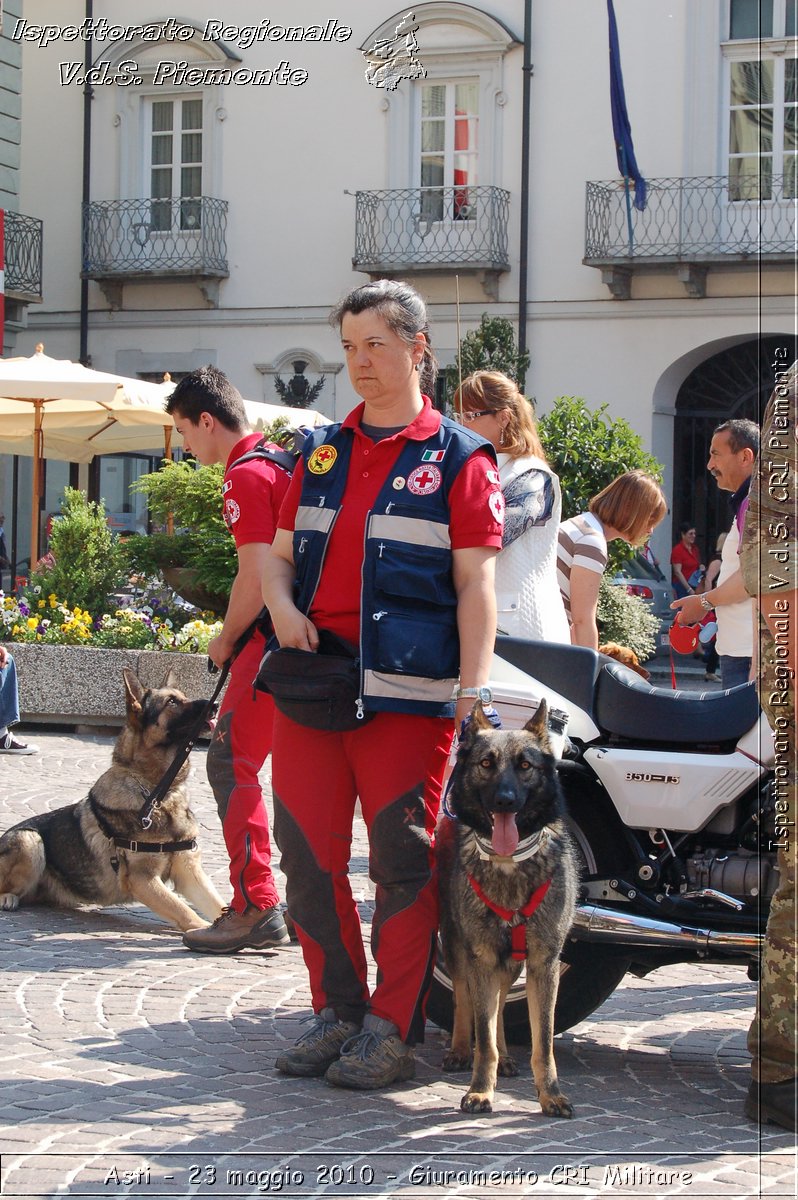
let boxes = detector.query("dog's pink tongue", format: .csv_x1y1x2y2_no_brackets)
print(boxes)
491,813,519,856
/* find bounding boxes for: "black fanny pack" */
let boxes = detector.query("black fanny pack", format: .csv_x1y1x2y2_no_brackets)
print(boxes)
255,629,374,732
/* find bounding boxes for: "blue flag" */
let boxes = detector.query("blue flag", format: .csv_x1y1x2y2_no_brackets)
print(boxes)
607,0,647,211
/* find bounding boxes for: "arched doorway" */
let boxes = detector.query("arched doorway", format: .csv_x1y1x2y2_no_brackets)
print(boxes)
673,335,797,563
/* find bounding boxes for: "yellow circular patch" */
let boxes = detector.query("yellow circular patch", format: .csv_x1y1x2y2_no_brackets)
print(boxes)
308,444,338,474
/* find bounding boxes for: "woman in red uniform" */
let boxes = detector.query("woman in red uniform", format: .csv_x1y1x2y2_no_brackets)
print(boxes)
262,280,503,1090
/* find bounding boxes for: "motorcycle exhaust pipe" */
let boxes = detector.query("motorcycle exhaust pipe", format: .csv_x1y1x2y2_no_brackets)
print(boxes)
573,904,762,956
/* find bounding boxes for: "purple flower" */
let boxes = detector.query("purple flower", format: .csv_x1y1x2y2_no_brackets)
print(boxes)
19,601,30,617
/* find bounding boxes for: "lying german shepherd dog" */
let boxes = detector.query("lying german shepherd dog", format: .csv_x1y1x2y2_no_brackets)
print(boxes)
436,699,577,1115
0,669,224,932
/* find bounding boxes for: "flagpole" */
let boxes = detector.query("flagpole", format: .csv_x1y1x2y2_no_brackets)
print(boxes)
619,144,635,256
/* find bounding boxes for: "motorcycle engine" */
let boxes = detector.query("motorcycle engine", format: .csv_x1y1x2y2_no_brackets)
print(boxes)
685,848,777,901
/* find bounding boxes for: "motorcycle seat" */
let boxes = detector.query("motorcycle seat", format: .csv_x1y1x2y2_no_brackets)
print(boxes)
494,636,605,716
595,662,759,744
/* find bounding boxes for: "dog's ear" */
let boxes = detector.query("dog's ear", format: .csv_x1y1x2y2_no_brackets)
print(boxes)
159,668,178,690
122,668,145,722
525,697,549,739
465,699,493,734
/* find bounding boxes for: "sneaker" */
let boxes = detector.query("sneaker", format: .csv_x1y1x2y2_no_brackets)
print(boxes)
704,672,720,682
181,904,290,953
275,1008,361,1078
325,1014,415,1090
0,733,38,755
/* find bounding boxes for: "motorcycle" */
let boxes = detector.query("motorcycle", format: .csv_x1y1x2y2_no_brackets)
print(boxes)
426,636,774,1041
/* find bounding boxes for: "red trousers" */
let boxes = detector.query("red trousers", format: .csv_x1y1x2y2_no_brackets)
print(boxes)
271,710,453,1044
206,633,279,913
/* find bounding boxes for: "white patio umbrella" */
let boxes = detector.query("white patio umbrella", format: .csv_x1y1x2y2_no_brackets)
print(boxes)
0,346,331,564
0,346,176,564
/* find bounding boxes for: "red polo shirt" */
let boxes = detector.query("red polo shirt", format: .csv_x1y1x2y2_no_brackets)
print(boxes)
223,433,292,550
278,399,503,644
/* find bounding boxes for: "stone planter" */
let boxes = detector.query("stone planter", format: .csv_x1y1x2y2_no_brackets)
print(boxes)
10,643,227,728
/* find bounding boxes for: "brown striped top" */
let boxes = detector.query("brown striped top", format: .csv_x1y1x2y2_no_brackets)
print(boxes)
556,512,608,618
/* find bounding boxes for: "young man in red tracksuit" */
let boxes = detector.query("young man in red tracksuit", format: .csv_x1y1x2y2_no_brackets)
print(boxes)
166,366,291,952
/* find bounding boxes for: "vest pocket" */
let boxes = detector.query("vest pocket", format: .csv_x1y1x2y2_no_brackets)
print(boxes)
372,543,455,608
372,610,458,678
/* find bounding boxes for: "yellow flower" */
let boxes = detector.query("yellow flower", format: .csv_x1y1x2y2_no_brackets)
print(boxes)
27,617,38,629
38,599,46,609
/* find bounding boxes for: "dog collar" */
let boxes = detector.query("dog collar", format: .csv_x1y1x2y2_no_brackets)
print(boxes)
471,827,549,862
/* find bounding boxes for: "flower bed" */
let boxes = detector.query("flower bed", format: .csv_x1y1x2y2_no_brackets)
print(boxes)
2,585,227,727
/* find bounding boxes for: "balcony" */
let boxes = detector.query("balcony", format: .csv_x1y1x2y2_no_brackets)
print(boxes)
584,175,796,298
353,186,510,295
4,211,43,307
82,197,228,308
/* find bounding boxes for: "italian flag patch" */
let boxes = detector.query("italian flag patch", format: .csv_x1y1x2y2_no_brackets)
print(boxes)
421,448,445,463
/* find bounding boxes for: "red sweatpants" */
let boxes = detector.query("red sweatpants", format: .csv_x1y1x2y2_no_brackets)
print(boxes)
206,632,279,913
271,709,453,1044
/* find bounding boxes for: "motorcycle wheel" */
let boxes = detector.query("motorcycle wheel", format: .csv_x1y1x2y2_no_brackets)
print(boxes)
426,784,633,1042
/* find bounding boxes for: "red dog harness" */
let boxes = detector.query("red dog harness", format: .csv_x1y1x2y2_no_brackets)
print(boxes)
467,875,552,960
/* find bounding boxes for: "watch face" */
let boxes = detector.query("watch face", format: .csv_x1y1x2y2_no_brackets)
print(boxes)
478,686,492,704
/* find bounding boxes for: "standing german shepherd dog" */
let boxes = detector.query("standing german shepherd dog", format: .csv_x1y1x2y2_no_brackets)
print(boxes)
0,669,224,932
437,699,577,1115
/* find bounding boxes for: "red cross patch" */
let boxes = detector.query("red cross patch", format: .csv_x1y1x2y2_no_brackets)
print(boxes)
407,464,442,495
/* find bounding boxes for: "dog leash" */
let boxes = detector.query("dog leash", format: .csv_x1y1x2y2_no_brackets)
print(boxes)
137,656,231,830
467,875,552,961
137,613,268,830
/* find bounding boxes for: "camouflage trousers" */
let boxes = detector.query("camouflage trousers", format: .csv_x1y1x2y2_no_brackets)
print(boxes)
748,627,797,1084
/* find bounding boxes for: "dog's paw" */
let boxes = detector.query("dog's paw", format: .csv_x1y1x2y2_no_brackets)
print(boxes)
461,1091,493,1114
0,893,20,911
442,1050,472,1072
497,1054,518,1077
540,1092,573,1119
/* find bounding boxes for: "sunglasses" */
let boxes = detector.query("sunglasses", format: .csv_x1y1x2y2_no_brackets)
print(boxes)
456,409,493,423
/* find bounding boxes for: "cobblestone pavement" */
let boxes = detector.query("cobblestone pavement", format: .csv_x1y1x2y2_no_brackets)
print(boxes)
0,730,794,1200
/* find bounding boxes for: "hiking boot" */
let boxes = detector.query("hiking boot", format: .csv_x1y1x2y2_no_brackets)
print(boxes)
325,1014,415,1090
0,732,38,755
745,1077,797,1133
181,904,290,953
275,1008,361,1077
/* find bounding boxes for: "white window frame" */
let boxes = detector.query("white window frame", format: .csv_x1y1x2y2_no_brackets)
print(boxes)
414,77,481,223
143,95,205,234
720,38,796,200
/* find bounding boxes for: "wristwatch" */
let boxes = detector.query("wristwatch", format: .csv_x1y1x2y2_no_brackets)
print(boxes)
699,593,714,612
456,685,493,704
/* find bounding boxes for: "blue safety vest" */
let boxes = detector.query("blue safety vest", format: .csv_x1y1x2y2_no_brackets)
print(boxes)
292,419,494,717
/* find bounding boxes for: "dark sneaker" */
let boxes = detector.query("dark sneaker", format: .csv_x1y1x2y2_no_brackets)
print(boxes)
275,1008,361,1077
325,1014,415,1090
745,1078,797,1132
181,904,290,953
0,733,38,755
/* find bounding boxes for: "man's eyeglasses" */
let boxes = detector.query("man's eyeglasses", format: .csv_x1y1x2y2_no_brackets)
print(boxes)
455,409,493,423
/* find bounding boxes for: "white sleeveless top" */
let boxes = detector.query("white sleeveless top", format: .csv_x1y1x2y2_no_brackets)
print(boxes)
494,453,571,644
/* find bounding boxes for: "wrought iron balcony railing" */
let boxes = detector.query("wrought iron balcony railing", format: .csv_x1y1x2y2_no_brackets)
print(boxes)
4,211,43,302
353,186,510,273
585,175,796,263
82,197,228,279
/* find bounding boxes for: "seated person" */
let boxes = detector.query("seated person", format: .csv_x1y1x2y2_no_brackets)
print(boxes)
0,646,38,755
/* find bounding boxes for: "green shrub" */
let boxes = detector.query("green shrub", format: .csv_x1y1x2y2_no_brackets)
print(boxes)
538,396,663,519
445,314,529,406
538,396,665,570
596,575,659,661
32,488,126,618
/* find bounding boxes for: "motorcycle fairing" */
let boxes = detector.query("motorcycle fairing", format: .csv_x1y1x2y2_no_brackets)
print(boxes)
585,745,764,832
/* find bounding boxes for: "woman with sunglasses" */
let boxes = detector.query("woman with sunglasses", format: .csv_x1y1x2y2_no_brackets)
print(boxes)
454,370,570,644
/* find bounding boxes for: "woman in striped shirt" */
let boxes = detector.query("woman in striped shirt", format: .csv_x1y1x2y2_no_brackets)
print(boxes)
557,471,667,650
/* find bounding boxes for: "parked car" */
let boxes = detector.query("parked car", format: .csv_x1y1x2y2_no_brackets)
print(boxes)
611,551,673,657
